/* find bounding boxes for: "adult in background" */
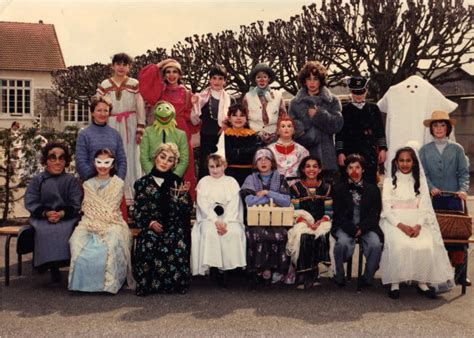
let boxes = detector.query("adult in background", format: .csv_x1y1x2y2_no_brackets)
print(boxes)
336,76,387,183
419,111,470,285
331,154,383,288
139,58,198,200
24,142,83,283
289,61,343,183
243,63,286,145
76,95,127,182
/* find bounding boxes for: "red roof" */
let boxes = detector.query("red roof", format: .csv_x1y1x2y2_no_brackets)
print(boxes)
0,21,66,71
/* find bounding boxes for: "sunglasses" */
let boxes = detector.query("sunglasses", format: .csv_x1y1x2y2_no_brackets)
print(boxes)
47,154,66,162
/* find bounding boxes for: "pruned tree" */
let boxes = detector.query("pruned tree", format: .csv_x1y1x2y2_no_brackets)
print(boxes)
172,21,274,95
130,48,168,78
303,0,473,98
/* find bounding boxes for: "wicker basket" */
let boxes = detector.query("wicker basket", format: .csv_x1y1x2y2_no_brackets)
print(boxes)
435,195,472,240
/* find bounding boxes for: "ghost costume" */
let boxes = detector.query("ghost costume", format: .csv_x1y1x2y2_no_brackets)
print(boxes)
191,175,246,275
377,75,457,171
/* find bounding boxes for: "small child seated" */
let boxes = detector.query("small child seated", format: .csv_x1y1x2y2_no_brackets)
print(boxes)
191,154,246,287
240,148,292,287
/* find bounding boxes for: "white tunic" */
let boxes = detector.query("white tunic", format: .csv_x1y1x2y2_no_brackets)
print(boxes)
97,77,145,203
377,75,457,172
379,172,454,285
191,175,246,275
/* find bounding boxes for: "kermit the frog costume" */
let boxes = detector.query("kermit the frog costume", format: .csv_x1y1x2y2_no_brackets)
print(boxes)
140,101,195,198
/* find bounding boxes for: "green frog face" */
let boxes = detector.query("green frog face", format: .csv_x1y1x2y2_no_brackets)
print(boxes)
153,101,176,126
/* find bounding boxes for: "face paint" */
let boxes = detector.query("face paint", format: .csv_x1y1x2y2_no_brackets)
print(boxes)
95,158,114,168
349,171,361,180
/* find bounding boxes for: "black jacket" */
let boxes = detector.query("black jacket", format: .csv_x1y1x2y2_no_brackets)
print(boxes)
331,181,383,242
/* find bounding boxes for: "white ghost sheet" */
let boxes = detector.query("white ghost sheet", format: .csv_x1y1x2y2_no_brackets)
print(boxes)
377,75,458,171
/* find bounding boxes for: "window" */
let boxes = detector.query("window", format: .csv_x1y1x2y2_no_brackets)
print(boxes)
63,99,90,123
0,79,31,115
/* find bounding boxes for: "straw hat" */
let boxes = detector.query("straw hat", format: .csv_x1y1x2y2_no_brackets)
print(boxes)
423,110,457,127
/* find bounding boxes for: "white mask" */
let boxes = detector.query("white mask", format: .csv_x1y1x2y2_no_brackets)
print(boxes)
95,158,114,169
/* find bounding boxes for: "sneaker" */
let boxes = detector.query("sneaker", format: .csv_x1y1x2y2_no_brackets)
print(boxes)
284,267,295,285
271,272,283,284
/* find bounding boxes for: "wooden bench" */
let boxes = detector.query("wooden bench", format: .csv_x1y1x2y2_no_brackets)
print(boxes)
0,226,23,286
443,236,474,295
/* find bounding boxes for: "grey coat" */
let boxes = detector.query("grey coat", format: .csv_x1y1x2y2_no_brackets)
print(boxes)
289,86,343,170
24,171,83,267
419,140,470,193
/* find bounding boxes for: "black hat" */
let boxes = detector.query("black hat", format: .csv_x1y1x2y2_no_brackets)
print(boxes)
346,76,369,95
249,63,276,85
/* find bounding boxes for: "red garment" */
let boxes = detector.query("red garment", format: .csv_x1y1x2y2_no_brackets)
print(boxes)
274,142,295,155
139,64,198,200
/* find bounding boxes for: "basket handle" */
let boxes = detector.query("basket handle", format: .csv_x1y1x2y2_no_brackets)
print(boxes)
438,191,468,216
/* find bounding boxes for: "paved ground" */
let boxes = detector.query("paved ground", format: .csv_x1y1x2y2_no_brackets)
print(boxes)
0,237,473,337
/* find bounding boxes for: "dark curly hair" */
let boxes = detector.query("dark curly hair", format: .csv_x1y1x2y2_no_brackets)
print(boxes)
41,142,71,167
298,61,327,88
391,147,420,196
225,103,249,128
298,155,322,180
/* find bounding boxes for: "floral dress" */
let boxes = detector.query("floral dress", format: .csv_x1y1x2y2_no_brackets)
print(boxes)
241,171,292,274
132,172,192,295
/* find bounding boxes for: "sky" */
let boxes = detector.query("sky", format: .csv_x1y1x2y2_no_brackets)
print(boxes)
1,0,472,73
0,0,315,66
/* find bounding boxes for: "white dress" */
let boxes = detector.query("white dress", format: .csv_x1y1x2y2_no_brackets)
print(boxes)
379,172,454,286
97,77,145,203
191,175,246,275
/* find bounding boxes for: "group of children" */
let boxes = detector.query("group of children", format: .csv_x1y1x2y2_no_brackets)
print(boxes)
23,52,469,299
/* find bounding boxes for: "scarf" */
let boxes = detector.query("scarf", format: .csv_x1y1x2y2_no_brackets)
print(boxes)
192,86,231,127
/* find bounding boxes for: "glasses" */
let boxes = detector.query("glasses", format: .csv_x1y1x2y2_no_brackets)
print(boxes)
47,154,66,162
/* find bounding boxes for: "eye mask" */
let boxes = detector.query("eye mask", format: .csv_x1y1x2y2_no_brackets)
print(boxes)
95,158,114,169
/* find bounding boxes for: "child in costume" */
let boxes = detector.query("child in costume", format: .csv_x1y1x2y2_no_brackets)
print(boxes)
139,58,198,200
268,116,309,182
192,154,246,287
243,63,286,145
97,53,145,204
287,155,332,289
216,103,259,186
69,148,133,294
192,65,234,179
336,76,387,184
241,148,292,287
140,101,189,179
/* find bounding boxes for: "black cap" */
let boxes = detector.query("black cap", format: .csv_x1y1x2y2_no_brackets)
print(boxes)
346,76,369,94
